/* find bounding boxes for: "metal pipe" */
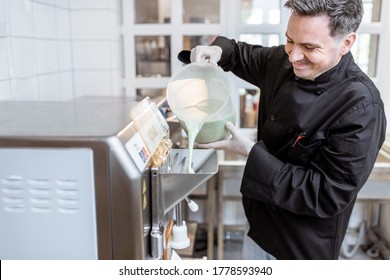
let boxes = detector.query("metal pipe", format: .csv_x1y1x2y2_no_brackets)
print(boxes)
175,201,183,226
150,166,164,259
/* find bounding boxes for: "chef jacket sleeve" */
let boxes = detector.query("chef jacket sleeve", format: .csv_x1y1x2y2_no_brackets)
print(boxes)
241,102,386,218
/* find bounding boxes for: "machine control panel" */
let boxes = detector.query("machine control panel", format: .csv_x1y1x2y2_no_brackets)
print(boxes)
125,132,151,171
127,97,169,171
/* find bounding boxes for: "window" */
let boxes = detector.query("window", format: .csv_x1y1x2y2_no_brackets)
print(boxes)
183,0,220,23
135,36,171,77
239,34,280,46
240,0,281,25
351,34,379,77
134,0,171,23
183,35,218,51
351,0,382,77
362,0,382,23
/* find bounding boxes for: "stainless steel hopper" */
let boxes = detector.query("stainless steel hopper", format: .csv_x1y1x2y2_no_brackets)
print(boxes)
159,148,218,214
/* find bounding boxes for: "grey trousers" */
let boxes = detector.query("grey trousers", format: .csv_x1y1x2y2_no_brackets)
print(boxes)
241,224,276,260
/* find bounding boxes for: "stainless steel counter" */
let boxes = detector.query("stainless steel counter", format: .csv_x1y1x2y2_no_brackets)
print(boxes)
217,141,390,201
359,141,390,201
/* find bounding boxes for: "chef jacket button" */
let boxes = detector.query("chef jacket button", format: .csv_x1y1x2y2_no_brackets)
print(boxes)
270,115,276,121
315,88,324,95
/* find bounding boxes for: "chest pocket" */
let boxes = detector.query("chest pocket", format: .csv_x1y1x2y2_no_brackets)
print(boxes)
262,119,322,166
287,139,322,167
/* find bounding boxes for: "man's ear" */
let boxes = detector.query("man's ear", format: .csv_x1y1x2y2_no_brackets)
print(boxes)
341,32,357,55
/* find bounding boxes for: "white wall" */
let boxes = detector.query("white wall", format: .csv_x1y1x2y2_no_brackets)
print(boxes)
0,0,122,101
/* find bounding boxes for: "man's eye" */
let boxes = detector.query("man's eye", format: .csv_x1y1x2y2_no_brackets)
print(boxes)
305,45,316,50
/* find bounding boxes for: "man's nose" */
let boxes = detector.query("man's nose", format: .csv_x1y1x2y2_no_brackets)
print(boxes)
287,45,304,62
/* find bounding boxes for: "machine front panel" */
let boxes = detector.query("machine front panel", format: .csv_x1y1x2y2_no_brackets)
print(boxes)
0,148,98,259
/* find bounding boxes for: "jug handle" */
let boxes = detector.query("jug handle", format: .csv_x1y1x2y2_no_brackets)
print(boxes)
178,50,191,64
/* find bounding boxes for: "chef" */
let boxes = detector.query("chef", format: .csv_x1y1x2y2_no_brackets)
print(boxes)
183,0,387,259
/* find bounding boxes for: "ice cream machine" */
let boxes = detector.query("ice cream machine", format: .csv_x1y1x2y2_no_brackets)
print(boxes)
0,96,218,259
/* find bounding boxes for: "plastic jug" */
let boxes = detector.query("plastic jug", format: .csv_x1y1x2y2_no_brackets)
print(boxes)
166,62,236,144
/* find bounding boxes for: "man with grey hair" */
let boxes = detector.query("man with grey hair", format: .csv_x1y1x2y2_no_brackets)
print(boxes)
180,0,386,259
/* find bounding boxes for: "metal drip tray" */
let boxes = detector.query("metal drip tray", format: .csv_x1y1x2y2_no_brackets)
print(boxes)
159,149,218,214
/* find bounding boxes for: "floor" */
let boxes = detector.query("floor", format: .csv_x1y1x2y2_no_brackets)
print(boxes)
191,229,377,260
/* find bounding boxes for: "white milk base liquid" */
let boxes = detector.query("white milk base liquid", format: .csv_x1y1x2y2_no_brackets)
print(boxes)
186,120,202,173
177,100,230,173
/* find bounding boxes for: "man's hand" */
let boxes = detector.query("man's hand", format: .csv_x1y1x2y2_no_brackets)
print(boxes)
198,121,255,157
190,45,222,65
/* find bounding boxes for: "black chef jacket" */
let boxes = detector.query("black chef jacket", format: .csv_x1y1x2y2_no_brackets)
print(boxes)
212,36,387,259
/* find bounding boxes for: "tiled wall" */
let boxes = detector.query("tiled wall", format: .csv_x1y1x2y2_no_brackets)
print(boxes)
0,0,122,101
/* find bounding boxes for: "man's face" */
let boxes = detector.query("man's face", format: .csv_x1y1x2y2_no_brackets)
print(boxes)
285,13,352,80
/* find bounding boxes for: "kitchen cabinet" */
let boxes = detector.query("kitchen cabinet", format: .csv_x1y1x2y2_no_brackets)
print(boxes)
122,0,288,128
122,0,223,104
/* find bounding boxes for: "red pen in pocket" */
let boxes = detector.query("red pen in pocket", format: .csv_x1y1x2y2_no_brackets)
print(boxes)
292,132,306,148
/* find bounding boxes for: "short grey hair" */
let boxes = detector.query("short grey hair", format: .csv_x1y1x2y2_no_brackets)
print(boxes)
284,0,364,37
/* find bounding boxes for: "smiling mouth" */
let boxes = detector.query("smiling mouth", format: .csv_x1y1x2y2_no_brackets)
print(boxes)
292,61,308,69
